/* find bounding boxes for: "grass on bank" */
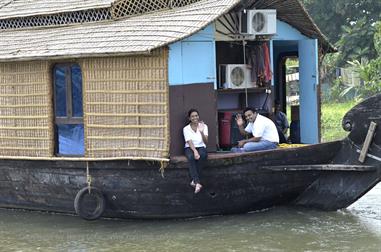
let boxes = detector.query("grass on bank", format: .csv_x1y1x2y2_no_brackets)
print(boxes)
286,100,359,143
321,101,358,142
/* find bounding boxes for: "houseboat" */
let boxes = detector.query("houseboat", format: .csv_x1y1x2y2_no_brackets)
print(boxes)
0,0,379,220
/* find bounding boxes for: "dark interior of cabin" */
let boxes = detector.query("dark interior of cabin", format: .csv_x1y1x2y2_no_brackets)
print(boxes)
214,41,274,150
170,40,276,156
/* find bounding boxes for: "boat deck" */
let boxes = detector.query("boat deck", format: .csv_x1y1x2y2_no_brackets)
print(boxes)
170,144,307,163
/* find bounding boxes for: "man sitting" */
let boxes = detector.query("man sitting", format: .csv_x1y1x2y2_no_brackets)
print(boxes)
274,100,290,143
231,107,279,152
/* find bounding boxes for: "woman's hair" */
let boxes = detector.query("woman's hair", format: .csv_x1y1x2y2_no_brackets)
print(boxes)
187,108,199,118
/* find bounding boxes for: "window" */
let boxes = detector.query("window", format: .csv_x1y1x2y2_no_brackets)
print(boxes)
53,64,84,156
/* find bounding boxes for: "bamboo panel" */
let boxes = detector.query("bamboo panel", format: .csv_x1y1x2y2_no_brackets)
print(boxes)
112,0,169,19
86,104,145,114
0,129,49,138
170,0,201,8
0,61,53,157
0,96,49,105
1,8,111,30
81,47,169,159
111,0,204,19
86,116,166,126
0,118,49,127
0,106,49,116
84,128,140,137
0,139,51,148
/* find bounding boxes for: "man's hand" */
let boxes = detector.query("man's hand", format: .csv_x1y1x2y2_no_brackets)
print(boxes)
237,140,246,148
235,114,244,127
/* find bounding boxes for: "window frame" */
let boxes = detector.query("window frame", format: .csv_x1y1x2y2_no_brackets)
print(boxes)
53,63,83,124
52,63,84,157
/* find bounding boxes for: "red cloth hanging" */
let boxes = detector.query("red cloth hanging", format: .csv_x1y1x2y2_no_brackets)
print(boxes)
262,43,272,82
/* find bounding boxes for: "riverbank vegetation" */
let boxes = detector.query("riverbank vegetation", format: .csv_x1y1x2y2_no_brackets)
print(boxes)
300,0,381,142
321,101,358,142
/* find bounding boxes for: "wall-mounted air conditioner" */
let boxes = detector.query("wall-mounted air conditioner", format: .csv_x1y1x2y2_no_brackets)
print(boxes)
240,9,277,35
219,64,253,89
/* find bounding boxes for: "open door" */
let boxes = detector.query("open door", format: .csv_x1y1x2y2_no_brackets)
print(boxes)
298,39,319,143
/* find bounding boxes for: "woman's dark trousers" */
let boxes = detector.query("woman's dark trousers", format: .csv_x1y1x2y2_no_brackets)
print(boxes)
184,147,207,184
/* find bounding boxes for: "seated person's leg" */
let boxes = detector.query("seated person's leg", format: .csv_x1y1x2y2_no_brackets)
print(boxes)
231,146,244,153
278,129,287,143
197,147,208,160
243,140,277,152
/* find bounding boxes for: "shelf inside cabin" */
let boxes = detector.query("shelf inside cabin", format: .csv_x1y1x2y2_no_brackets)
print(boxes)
217,87,268,94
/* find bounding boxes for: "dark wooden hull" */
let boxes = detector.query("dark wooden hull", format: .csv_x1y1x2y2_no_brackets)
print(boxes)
1,94,381,219
0,140,380,219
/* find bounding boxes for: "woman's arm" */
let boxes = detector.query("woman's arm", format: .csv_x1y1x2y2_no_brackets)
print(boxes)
187,140,200,160
198,122,208,144
200,131,208,144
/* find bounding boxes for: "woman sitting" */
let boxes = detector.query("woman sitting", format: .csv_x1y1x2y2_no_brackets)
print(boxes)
183,109,208,194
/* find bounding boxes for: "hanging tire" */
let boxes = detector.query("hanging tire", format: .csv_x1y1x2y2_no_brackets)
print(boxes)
74,186,105,220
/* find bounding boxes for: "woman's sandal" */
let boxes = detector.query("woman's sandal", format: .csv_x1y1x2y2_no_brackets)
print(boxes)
190,181,196,188
194,183,202,194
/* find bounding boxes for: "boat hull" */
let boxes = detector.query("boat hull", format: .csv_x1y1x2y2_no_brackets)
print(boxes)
2,140,379,219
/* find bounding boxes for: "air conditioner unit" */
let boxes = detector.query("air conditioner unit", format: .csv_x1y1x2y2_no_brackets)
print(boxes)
240,9,277,35
219,64,253,89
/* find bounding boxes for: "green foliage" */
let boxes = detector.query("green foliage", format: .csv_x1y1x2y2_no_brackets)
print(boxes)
321,20,381,102
374,22,381,55
323,78,348,103
285,58,298,68
338,21,381,100
302,0,381,66
321,101,358,142
299,2,380,142
335,17,377,66
345,59,381,99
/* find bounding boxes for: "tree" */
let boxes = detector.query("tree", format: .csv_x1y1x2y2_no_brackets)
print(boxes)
302,0,381,66
338,21,381,100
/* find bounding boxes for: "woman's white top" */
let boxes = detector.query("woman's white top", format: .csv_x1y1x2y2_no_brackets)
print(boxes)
183,123,208,148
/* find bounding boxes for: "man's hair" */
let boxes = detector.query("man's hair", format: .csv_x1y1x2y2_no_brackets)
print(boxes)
243,107,257,114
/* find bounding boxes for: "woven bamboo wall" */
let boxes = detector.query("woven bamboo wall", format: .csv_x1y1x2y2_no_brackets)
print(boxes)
112,0,202,19
81,48,169,159
0,61,53,157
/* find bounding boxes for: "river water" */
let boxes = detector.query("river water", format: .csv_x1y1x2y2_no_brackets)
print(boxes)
0,184,380,252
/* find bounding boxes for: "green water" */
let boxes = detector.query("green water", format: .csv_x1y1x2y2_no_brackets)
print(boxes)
0,184,380,252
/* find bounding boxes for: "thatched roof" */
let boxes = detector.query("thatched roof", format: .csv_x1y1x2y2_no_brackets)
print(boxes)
0,0,241,62
0,0,334,62
0,0,113,19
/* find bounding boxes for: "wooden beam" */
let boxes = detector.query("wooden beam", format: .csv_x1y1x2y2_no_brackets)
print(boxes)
260,164,375,172
359,121,377,163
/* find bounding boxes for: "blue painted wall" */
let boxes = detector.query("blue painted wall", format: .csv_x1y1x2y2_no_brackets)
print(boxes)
273,20,308,41
168,24,216,86
272,20,320,143
168,20,320,143
299,39,319,143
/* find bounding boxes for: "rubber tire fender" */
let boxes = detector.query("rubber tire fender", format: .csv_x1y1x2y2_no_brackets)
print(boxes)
74,186,106,220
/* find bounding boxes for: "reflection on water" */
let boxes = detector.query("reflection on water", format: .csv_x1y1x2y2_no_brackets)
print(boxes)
0,184,380,252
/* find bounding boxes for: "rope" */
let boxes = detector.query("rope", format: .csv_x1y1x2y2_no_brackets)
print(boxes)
159,160,168,178
86,161,92,193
